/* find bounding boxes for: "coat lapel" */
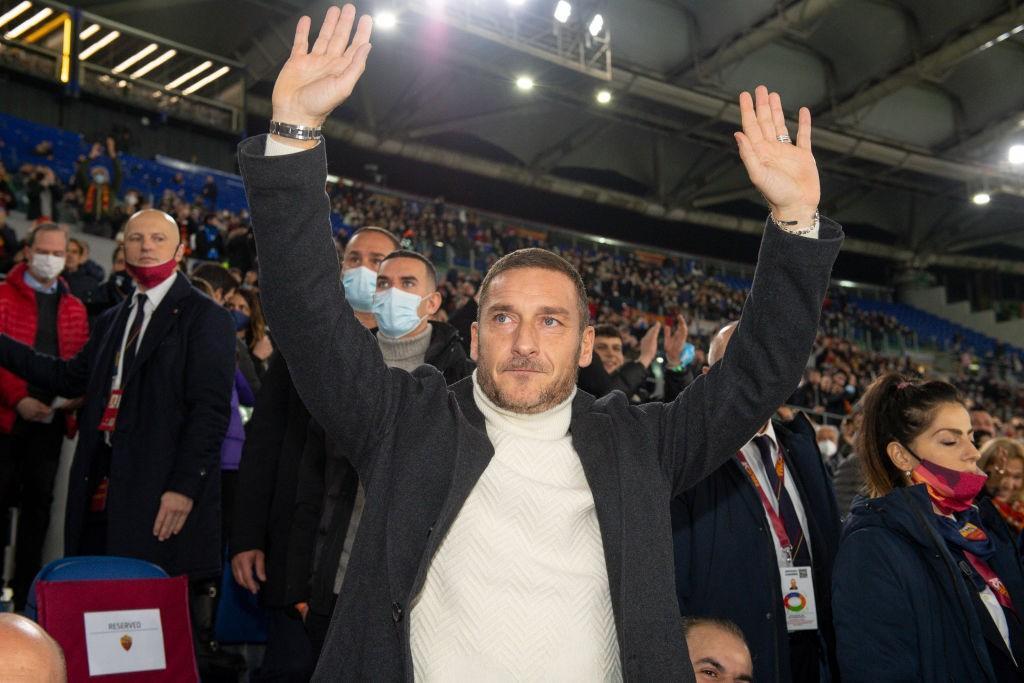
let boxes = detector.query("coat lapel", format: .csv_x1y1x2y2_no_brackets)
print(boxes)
570,400,625,645
123,274,190,386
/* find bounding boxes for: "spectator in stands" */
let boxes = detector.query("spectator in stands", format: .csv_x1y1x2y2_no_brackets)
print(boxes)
815,424,839,467
194,212,226,262
201,175,218,210
241,23,840,677
225,221,255,274
0,209,235,676
0,205,18,274
972,408,996,448
683,617,754,683
979,437,1024,534
833,375,1024,681
77,138,122,237
577,322,659,399
25,166,62,222
0,612,67,683
289,249,475,657
0,223,89,609
61,238,105,302
671,321,841,682
228,288,274,377
83,245,133,317
0,162,14,210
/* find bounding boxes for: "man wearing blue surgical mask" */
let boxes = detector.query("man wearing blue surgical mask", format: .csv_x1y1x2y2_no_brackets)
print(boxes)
339,226,397,330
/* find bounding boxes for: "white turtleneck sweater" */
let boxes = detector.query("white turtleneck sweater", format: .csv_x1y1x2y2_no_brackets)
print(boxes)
410,373,621,682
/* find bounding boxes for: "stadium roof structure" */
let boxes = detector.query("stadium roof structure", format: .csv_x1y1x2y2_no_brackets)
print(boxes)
72,0,1024,270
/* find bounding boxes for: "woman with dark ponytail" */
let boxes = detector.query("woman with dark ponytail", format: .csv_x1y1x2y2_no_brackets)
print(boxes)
832,373,1024,682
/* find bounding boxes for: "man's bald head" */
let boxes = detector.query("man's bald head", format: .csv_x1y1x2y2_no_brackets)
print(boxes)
0,613,66,682
707,321,739,368
123,209,183,271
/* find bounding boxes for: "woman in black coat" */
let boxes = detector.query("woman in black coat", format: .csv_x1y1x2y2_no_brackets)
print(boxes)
833,373,1024,682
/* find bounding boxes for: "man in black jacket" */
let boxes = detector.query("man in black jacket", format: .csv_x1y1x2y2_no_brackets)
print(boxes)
671,322,842,682
578,323,658,399
239,6,840,679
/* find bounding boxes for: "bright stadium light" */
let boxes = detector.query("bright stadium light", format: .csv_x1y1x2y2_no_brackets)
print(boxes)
112,42,159,73
588,13,603,36
507,0,526,5
1009,144,1024,165
0,2,33,31
131,49,176,79
78,23,100,40
4,7,52,39
165,60,212,90
596,89,611,104
78,29,119,60
375,11,397,29
515,75,534,91
182,65,229,95
553,1,571,23
972,191,991,206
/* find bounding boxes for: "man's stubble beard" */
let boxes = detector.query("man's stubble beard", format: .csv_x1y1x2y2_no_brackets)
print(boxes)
476,342,581,415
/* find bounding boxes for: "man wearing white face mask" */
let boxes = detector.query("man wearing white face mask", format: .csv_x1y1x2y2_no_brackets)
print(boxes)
0,222,89,609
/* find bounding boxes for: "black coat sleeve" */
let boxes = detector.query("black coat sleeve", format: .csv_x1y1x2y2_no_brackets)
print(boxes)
285,419,328,604
637,220,842,496
0,327,97,399
232,352,292,553
239,137,416,481
578,360,647,398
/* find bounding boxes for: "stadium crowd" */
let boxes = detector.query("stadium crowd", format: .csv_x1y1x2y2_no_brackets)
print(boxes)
1,6,1024,682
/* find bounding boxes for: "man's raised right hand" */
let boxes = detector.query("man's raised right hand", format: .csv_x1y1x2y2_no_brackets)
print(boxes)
271,4,373,141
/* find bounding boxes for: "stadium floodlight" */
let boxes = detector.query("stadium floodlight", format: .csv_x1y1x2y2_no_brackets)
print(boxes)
972,191,991,206
182,65,229,95
165,60,212,90
588,13,603,36
4,6,52,39
78,23,100,40
375,11,397,29
0,1,32,31
595,89,611,104
79,30,120,59
553,1,571,23
515,75,534,91
112,43,159,73
1009,144,1024,165
131,49,176,79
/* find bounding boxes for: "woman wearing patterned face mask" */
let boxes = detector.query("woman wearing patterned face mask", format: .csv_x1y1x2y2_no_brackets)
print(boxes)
832,374,1024,682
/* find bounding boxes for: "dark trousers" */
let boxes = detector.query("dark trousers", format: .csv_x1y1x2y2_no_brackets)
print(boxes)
305,593,338,661
789,629,822,683
251,607,314,682
0,420,65,609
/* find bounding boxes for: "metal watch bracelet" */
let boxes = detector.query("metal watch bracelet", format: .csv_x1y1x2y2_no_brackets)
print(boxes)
269,120,323,141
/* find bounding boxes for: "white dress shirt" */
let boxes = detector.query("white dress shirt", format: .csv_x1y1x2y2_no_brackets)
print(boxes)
738,421,813,566
111,272,178,390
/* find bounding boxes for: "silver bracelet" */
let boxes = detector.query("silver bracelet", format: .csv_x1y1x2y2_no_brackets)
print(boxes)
269,120,323,141
770,209,819,236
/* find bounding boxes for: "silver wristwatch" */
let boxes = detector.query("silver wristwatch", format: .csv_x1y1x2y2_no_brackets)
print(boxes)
269,120,322,141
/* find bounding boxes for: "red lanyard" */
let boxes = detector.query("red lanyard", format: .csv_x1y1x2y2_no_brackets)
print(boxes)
737,449,802,565
965,552,1016,614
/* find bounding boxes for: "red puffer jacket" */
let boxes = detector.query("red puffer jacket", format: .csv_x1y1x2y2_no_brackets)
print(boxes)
0,262,90,434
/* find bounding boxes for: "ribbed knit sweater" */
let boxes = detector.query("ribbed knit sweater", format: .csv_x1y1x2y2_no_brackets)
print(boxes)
410,373,621,681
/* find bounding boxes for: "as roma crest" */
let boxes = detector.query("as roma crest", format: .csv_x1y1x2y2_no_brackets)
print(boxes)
120,634,133,651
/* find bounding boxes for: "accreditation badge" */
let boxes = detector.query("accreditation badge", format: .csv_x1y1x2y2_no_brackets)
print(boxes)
98,389,123,432
780,565,818,631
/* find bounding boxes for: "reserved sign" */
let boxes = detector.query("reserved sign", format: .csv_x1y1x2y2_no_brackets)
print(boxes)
83,608,167,676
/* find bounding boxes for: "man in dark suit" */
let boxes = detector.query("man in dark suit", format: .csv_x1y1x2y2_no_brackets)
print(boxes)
0,209,235,671
672,322,842,682
235,6,841,679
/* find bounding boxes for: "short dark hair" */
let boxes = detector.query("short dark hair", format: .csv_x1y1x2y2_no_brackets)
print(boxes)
594,325,622,341
681,617,748,644
191,263,239,296
478,248,589,331
857,373,963,497
351,226,400,250
27,222,67,247
381,249,437,289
